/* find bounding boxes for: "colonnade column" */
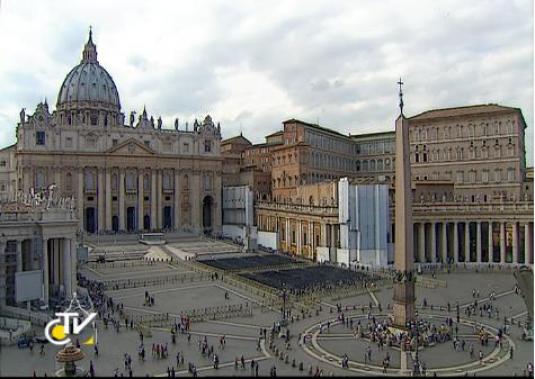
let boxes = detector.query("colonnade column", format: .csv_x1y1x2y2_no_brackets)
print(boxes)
464,222,470,262
525,223,533,265
97,168,104,232
512,222,518,264
441,222,448,263
309,222,314,259
63,238,72,297
320,223,327,247
476,221,482,263
42,238,49,304
418,222,425,263
488,222,494,263
285,219,290,250
138,170,144,231
150,170,156,230
430,222,437,263
119,170,125,231
174,170,180,231
16,240,22,272
105,169,112,230
500,222,506,264
453,222,459,263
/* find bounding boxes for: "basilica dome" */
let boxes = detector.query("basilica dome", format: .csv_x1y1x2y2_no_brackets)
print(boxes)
56,30,121,112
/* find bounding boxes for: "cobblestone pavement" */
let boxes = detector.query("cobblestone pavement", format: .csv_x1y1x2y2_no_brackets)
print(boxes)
0,263,532,377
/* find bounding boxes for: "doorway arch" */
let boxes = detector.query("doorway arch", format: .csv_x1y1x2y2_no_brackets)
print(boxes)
143,215,151,231
202,196,213,234
85,207,96,233
112,216,119,232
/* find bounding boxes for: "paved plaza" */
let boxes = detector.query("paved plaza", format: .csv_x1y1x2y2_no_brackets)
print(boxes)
0,252,532,377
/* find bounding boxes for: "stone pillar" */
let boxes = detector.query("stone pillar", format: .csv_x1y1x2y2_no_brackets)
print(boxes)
525,223,533,265
441,222,448,263
512,222,518,264
309,222,314,259
453,222,459,263
16,240,22,272
42,238,49,304
174,170,180,230
63,238,72,298
418,222,425,263
97,169,105,232
213,173,222,234
105,169,112,230
476,221,482,263
464,222,470,262
285,219,290,250
138,170,144,231
488,222,494,263
320,223,327,246
119,170,125,231
500,222,506,263
430,222,437,263
192,172,201,232
151,170,156,231
156,169,162,230
0,241,5,306
77,169,84,230
70,239,77,295
296,220,302,257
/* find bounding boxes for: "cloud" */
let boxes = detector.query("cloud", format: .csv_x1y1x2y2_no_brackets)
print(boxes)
0,0,532,165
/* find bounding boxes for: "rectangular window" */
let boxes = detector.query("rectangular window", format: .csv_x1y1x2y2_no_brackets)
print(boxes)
482,171,489,183
36,131,46,145
183,143,190,153
112,139,118,146
456,171,464,183
65,137,73,148
144,141,150,147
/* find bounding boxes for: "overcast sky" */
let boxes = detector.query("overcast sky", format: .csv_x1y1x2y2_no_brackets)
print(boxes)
0,0,533,164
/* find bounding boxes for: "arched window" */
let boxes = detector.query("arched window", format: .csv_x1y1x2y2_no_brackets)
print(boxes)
66,173,72,192
125,172,135,191
85,170,95,191
112,173,118,190
35,169,46,190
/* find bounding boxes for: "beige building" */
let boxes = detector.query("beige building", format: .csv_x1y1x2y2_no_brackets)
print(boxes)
0,145,17,202
256,104,533,267
14,31,222,236
0,197,78,309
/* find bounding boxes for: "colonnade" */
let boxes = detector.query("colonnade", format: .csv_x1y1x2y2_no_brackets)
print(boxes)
412,221,534,265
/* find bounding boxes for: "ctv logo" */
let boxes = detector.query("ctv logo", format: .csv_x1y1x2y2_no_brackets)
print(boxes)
44,293,98,346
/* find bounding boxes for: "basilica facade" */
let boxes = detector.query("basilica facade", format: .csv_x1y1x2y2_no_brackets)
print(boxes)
15,31,223,235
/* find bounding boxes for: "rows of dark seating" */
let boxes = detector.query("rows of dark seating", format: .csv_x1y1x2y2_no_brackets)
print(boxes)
199,254,297,270
241,265,374,293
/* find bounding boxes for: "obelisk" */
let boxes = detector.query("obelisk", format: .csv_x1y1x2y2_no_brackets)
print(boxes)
392,79,416,328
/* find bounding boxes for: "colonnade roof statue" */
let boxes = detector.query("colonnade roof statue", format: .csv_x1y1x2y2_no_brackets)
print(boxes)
392,78,417,328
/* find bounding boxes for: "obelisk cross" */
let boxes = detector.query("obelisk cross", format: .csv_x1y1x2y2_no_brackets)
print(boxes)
397,78,404,115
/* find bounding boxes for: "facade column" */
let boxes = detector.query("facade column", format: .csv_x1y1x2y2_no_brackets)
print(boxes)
525,223,533,265
105,169,112,230
441,222,448,263
119,169,125,231
138,170,144,231
488,222,494,263
156,169,162,230
213,173,222,234
320,223,327,246
464,222,470,262
42,238,49,304
453,222,459,263
97,168,104,232
285,219,290,251
430,222,437,263
512,222,518,264
309,222,314,259
418,222,425,263
500,222,506,264
192,172,201,232
476,221,482,263
174,170,180,231
151,170,156,231
16,240,22,272
63,238,72,298
77,169,84,230
296,220,302,257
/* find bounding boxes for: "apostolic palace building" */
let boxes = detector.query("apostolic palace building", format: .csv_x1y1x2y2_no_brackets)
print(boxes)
10,30,223,236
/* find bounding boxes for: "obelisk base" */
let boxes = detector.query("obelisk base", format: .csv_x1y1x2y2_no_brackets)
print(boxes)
392,281,416,329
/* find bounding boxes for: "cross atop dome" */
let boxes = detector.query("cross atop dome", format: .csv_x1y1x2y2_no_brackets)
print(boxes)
81,26,98,64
